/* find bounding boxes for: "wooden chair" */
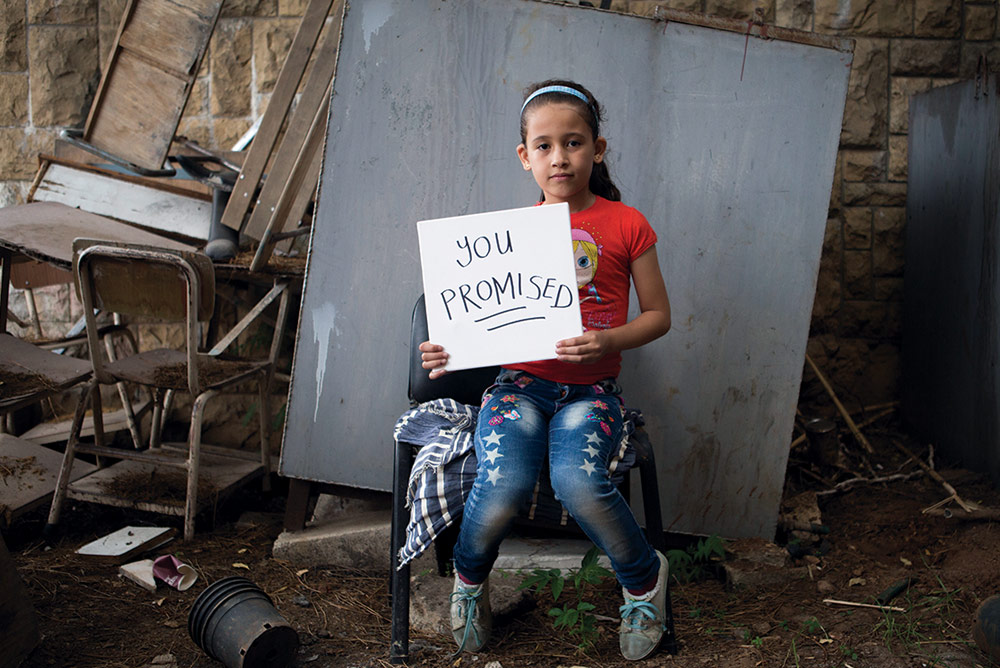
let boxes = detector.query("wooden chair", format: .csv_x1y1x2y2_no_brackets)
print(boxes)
388,295,676,663
45,240,290,540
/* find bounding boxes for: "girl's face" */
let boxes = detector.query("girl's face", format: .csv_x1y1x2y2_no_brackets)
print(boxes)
516,102,606,213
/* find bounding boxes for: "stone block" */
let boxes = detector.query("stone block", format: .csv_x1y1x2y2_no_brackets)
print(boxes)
0,128,51,180
705,0,775,22
875,276,903,301
822,214,844,255
278,0,309,16
254,18,298,93
890,76,958,134
914,0,962,37
890,38,960,76
844,250,873,299
843,207,872,249
222,0,278,19
27,0,95,25
272,509,392,569
494,536,612,573
842,149,886,182
965,3,997,41
310,493,391,525
815,0,913,36
888,134,908,182
840,39,888,148
0,0,27,70
775,0,812,30
213,117,253,151
838,300,897,338
98,0,128,68
182,76,209,118
960,42,1000,78
408,554,534,638
0,75,28,125
873,206,905,276
812,256,842,329
0,181,29,207
722,537,803,590
828,148,843,216
210,19,253,116
843,181,907,207
176,118,212,149
28,26,98,128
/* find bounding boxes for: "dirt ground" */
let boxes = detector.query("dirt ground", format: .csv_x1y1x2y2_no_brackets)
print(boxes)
6,409,1000,668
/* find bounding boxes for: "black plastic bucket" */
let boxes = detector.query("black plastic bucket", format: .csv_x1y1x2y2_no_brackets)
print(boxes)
188,576,299,668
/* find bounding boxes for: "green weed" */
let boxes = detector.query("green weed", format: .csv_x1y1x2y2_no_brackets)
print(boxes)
518,545,613,652
666,534,727,583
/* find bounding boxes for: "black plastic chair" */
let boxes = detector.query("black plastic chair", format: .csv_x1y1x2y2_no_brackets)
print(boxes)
389,295,676,663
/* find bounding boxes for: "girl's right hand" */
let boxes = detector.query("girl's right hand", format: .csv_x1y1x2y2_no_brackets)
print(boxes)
418,341,449,379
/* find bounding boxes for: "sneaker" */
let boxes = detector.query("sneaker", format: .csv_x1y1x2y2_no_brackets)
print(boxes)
619,550,669,661
450,573,492,653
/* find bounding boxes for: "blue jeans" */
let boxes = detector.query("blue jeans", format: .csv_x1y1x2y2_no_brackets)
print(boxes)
452,370,659,589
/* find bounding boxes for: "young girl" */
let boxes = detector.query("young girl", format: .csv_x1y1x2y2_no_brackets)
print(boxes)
419,80,672,661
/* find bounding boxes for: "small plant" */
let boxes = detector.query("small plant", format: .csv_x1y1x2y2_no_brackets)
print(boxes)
666,534,727,583
518,546,613,651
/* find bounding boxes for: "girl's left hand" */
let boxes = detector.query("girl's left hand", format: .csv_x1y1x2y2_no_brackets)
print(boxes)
555,331,611,364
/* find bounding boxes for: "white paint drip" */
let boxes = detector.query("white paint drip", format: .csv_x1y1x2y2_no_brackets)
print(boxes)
361,0,394,53
311,303,342,421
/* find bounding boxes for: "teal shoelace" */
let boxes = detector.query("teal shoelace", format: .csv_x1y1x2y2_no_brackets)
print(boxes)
451,586,484,655
619,599,665,630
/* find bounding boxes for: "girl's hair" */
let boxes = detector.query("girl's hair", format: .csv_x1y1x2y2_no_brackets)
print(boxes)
519,79,621,202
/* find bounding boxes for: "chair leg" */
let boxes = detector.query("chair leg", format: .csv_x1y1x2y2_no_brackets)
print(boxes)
256,371,272,492
45,380,94,538
389,439,413,664
184,390,215,541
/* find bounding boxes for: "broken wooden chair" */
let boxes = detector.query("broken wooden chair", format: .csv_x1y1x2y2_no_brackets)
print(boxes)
45,240,290,540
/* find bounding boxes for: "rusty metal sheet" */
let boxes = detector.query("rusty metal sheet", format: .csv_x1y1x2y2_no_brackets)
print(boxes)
280,0,852,540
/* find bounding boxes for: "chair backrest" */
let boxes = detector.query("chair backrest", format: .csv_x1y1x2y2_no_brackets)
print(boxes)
73,239,215,392
407,294,499,407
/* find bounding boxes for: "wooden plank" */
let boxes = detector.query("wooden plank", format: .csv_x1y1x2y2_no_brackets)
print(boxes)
0,434,97,526
118,0,220,74
18,402,149,445
0,532,39,668
66,455,264,515
0,333,92,411
9,260,73,289
30,164,212,241
83,0,223,172
85,54,191,171
220,0,338,233
241,15,342,241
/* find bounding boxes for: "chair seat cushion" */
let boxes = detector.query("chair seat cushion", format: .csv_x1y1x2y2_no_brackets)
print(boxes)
393,398,639,569
105,348,268,391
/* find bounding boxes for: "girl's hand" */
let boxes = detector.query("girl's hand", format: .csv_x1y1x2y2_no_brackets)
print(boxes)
555,330,611,364
419,341,449,379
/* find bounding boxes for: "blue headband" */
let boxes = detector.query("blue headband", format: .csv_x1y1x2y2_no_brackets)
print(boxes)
520,85,593,116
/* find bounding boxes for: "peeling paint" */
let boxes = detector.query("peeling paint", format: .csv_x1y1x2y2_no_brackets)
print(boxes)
361,0,393,53
311,303,341,421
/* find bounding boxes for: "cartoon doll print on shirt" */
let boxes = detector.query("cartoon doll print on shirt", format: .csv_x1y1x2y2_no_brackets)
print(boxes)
572,228,602,303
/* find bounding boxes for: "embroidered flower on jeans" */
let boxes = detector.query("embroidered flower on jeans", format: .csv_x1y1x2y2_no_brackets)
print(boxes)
600,421,611,436
500,395,518,403
514,376,533,388
488,415,504,426
591,399,608,410
502,409,521,421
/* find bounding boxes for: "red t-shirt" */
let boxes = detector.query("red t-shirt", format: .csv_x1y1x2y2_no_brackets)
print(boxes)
505,196,657,384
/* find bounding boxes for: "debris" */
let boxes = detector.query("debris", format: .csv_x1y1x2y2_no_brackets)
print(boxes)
76,526,177,564
119,559,157,592
293,594,311,607
805,355,875,454
823,598,905,612
875,577,914,605
892,439,977,514
151,554,197,591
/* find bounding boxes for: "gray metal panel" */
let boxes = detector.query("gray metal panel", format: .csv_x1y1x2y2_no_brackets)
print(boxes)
902,77,1000,486
280,0,851,540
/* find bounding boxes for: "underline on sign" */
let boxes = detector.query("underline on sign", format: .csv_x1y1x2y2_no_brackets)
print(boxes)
486,316,546,331
475,306,527,322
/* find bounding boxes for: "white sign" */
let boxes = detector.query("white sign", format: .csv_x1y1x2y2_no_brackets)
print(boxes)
417,203,583,371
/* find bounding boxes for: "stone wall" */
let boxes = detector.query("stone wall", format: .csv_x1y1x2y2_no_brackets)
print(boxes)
2,0,999,406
